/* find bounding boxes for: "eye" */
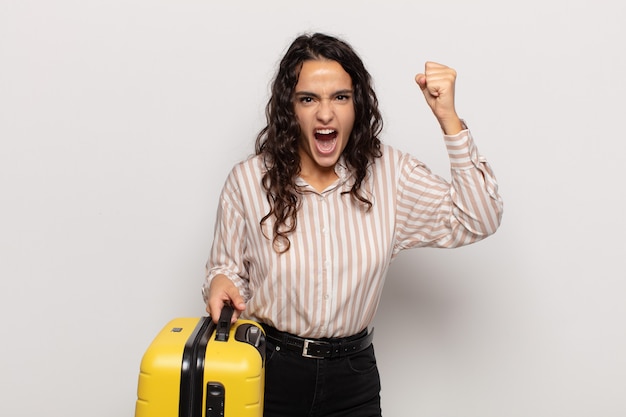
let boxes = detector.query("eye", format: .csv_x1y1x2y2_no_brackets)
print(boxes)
335,94,351,101
298,96,314,104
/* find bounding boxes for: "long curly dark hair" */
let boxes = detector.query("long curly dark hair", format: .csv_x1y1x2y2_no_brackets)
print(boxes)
255,33,383,253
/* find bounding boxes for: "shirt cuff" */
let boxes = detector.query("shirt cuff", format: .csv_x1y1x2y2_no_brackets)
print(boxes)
443,121,479,170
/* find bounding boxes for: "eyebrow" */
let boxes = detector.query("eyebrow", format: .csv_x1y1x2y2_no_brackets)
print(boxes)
294,89,353,98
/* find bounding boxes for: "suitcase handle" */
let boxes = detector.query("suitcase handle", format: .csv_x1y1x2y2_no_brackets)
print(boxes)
215,303,234,342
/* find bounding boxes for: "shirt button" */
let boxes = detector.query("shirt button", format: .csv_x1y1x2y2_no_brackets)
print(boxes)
324,294,330,300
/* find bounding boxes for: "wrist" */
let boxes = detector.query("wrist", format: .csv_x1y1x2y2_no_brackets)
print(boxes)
439,114,464,135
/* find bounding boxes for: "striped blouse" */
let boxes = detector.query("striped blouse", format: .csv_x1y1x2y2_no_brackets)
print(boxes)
204,128,503,338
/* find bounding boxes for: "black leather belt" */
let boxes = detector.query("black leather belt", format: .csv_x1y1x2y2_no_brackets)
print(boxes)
262,325,374,359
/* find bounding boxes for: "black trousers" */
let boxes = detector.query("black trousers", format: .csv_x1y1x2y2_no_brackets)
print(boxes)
263,336,382,417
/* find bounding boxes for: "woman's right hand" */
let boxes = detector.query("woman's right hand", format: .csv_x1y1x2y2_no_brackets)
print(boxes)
206,274,246,323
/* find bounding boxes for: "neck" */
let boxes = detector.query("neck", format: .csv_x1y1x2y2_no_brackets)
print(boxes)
299,168,338,192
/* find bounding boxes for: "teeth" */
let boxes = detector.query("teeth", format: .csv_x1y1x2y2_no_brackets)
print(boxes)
316,129,335,134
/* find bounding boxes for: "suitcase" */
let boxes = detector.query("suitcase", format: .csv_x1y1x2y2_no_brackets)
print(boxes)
135,305,266,417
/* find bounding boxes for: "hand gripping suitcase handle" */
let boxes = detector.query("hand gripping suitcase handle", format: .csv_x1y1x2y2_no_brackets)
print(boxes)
215,303,235,341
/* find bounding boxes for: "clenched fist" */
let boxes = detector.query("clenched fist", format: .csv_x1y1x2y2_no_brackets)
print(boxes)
415,62,464,135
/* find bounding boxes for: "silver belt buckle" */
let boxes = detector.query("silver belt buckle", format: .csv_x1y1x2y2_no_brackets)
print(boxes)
302,339,326,359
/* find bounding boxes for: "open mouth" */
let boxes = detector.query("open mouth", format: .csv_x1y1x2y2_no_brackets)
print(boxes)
314,129,338,154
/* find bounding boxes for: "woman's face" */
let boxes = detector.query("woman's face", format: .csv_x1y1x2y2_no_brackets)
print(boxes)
293,59,355,181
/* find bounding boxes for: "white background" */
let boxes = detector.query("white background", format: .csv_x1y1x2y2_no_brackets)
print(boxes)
1,1,625,416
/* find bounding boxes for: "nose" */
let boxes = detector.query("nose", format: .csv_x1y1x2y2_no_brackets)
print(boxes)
316,99,334,124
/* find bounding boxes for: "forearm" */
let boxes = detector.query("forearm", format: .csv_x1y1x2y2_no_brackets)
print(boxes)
445,129,503,240
439,113,464,136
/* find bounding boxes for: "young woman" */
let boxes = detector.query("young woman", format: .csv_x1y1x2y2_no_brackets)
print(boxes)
203,32,503,417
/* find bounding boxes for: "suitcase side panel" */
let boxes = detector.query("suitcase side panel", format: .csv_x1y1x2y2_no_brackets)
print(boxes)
203,320,265,417
135,317,203,417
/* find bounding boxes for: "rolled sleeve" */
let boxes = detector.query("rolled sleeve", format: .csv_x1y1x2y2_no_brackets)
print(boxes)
202,174,252,303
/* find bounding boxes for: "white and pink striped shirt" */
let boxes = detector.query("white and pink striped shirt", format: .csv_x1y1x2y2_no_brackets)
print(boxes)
204,128,503,338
